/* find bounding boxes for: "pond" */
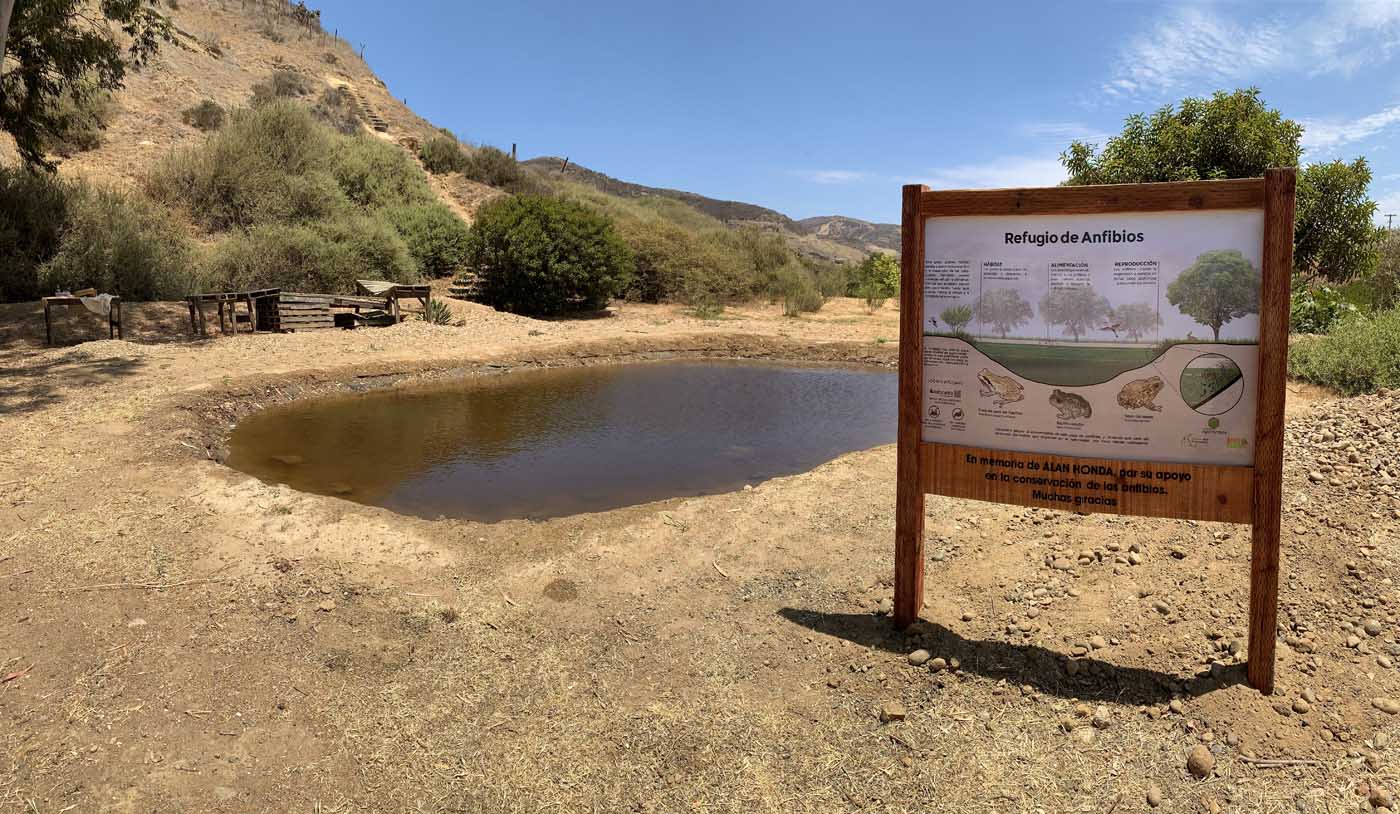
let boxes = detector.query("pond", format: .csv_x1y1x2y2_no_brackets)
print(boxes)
225,360,897,521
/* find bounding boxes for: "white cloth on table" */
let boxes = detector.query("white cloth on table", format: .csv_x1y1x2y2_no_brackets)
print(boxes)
80,294,115,317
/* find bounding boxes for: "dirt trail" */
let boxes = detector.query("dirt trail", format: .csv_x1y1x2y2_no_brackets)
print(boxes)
1,298,1395,814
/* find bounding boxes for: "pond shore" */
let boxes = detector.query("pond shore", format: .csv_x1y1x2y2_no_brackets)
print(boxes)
1,296,1395,814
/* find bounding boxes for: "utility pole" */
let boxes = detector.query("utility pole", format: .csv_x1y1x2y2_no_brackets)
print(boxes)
0,0,17,73
1386,213,1396,230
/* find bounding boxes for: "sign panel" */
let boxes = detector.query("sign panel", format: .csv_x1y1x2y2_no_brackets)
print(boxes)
894,174,1296,694
921,210,1264,466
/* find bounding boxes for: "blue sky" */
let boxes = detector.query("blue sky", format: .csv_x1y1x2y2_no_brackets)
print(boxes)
322,1,1400,225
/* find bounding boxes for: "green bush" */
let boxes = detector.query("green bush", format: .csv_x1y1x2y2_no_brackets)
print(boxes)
421,298,454,325
463,145,522,189
618,219,752,305
1290,285,1358,334
0,166,74,301
847,252,899,298
384,203,470,277
809,261,848,298
775,261,825,316
41,85,113,157
418,131,466,175
181,99,225,131
250,70,312,105
1288,308,1400,394
331,134,434,209
147,101,345,230
467,195,632,316
202,214,417,294
40,187,195,300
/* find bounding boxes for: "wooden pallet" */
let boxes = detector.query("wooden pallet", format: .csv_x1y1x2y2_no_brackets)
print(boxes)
264,293,335,332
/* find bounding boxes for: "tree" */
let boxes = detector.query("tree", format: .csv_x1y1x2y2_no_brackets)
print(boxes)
1166,250,1261,340
1061,88,1301,185
1061,88,1378,289
2,0,175,169
940,303,973,333
1371,230,1400,311
1040,286,1111,342
974,288,1033,338
847,252,899,298
1114,302,1160,342
466,195,633,316
1294,159,1380,285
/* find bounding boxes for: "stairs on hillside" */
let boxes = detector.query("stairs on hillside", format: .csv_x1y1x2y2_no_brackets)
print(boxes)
338,84,389,132
449,272,483,301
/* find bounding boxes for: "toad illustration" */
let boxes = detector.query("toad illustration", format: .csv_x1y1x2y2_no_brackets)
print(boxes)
1049,389,1092,420
1116,376,1165,412
977,369,1024,407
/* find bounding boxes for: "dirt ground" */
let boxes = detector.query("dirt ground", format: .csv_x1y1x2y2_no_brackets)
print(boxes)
1,296,1398,814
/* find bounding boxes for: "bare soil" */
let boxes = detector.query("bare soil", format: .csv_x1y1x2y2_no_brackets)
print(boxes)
2,297,1398,814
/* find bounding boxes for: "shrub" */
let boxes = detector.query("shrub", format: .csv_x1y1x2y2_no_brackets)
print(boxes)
250,70,312,106
775,261,825,316
383,203,470,277
1288,308,1400,395
331,135,434,209
41,85,113,157
202,214,417,294
311,86,360,135
1368,232,1400,311
200,32,224,58
147,101,346,229
731,228,793,298
463,145,522,189
618,219,752,305
847,252,899,298
418,131,466,174
181,99,225,131
0,167,74,302
257,22,285,43
467,195,632,316
421,298,454,325
809,261,848,298
1290,285,1357,334
39,187,195,300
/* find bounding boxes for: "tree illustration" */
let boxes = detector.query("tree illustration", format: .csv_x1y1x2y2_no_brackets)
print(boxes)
974,288,1033,338
1166,250,1261,341
939,304,973,334
1114,302,1160,341
1039,286,1111,342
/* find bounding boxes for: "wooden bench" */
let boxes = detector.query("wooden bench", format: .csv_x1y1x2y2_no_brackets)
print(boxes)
187,289,280,337
355,280,432,320
44,295,123,345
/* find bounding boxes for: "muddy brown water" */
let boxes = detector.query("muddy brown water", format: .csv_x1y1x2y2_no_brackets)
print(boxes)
225,360,897,521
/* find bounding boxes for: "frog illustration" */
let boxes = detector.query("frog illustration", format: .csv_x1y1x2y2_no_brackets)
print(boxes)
1049,389,1092,420
1116,376,1165,412
977,369,1024,407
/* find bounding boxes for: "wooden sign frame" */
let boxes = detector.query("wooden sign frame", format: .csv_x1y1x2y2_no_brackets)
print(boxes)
895,170,1296,694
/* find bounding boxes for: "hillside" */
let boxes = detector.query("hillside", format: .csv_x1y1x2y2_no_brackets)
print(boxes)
525,156,898,261
1,0,500,222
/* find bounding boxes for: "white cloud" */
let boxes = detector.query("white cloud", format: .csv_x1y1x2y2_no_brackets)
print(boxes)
917,156,1066,190
1103,1,1400,99
1022,122,1114,145
1301,104,1400,154
793,169,868,185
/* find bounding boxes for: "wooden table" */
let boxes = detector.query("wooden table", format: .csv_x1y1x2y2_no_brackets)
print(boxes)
187,289,280,337
355,280,432,320
43,295,123,345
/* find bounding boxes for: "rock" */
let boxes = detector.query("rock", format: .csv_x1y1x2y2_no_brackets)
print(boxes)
1052,557,1073,571
1092,707,1111,729
1373,788,1394,810
1186,744,1215,779
1070,726,1095,745
1089,635,1107,650
1365,619,1386,636
1379,655,1395,669
907,649,931,666
1128,551,1144,565
126,618,148,629
1348,634,1363,648
961,611,975,622
1170,547,1186,559
928,657,948,672
1152,599,1172,615
1146,784,1163,807
1169,699,1184,715
1374,698,1400,715
317,599,336,612
878,702,906,722
1308,470,1325,483
876,598,893,615
1292,698,1311,714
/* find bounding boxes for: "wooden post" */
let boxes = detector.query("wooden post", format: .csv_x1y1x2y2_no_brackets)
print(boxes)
44,299,53,346
894,184,928,629
1247,167,1296,695
115,298,123,340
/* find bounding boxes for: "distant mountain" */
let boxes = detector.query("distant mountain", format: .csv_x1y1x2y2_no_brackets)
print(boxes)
523,156,898,259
